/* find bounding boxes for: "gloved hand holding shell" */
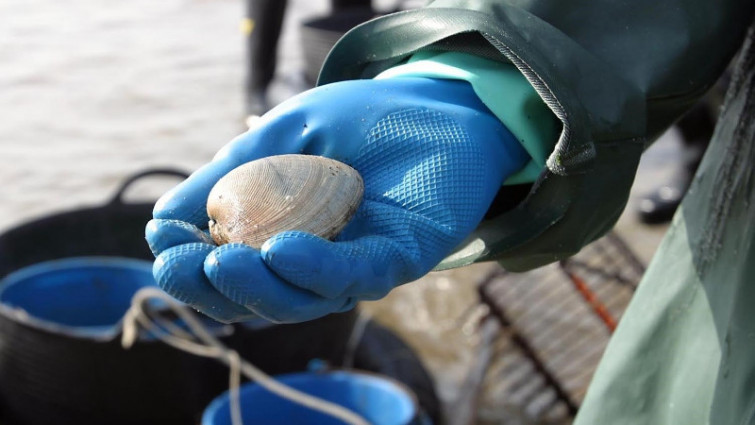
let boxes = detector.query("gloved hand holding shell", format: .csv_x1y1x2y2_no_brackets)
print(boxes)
206,154,364,249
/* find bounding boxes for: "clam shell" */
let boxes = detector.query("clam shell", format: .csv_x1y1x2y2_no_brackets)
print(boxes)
206,154,364,248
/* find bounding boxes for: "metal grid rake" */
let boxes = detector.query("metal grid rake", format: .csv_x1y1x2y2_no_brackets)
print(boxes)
474,232,645,424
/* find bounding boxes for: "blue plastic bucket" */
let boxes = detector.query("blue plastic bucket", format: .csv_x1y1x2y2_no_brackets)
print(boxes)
0,256,156,337
0,170,395,424
202,371,421,425
0,256,237,425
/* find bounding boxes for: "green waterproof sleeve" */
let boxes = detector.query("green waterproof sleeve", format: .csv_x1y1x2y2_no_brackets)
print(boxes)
318,0,755,271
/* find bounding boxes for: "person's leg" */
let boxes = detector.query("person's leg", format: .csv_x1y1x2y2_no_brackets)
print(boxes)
245,0,288,117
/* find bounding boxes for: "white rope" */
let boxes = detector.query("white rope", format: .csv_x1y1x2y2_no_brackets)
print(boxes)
341,310,372,369
121,287,371,425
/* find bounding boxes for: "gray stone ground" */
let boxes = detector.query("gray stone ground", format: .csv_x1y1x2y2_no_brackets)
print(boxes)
2,0,682,423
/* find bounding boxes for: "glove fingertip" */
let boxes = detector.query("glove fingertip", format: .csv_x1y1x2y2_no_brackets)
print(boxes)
261,232,373,299
260,231,332,277
153,198,209,228
204,243,259,276
146,219,215,256
152,243,257,323
203,243,271,308
153,243,214,301
202,242,343,323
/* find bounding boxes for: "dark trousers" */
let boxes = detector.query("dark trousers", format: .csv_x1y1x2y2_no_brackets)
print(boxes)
245,0,372,99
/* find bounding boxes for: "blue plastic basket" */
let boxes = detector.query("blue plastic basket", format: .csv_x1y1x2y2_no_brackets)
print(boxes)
0,169,404,424
0,256,156,337
203,370,423,425
0,256,237,425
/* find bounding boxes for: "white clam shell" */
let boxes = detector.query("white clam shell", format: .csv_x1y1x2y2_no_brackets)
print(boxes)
207,154,364,249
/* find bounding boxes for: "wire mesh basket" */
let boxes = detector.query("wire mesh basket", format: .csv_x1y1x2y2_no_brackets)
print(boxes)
475,231,645,424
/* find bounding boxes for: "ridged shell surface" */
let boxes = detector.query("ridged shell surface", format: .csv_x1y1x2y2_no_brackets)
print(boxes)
207,154,364,249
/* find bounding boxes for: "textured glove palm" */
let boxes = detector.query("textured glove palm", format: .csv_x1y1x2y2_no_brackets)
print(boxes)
147,77,528,323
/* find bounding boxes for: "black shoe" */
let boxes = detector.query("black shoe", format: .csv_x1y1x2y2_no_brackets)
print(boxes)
637,185,684,224
637,170,693,224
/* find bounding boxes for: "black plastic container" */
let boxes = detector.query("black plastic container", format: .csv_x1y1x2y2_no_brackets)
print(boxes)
0,169,357,425
0,169,440,425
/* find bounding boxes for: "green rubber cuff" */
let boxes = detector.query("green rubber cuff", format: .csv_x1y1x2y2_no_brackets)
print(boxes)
375,51,560,184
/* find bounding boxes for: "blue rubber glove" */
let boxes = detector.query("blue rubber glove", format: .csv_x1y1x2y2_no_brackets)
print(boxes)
147,77,529,323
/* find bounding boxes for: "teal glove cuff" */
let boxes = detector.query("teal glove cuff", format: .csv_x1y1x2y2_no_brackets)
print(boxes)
375,51,561,185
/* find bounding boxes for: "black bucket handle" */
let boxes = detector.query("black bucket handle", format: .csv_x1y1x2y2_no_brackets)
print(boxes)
108,168,190,206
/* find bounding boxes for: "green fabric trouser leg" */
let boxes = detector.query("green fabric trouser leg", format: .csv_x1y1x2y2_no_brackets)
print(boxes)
574,27,755,425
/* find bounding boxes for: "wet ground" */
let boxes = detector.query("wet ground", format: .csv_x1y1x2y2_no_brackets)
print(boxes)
2,0,682,423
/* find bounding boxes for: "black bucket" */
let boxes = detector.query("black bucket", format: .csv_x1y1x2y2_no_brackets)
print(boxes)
0,256,234,425
0,169,440,425
0,169,357,425
300,8,379,84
